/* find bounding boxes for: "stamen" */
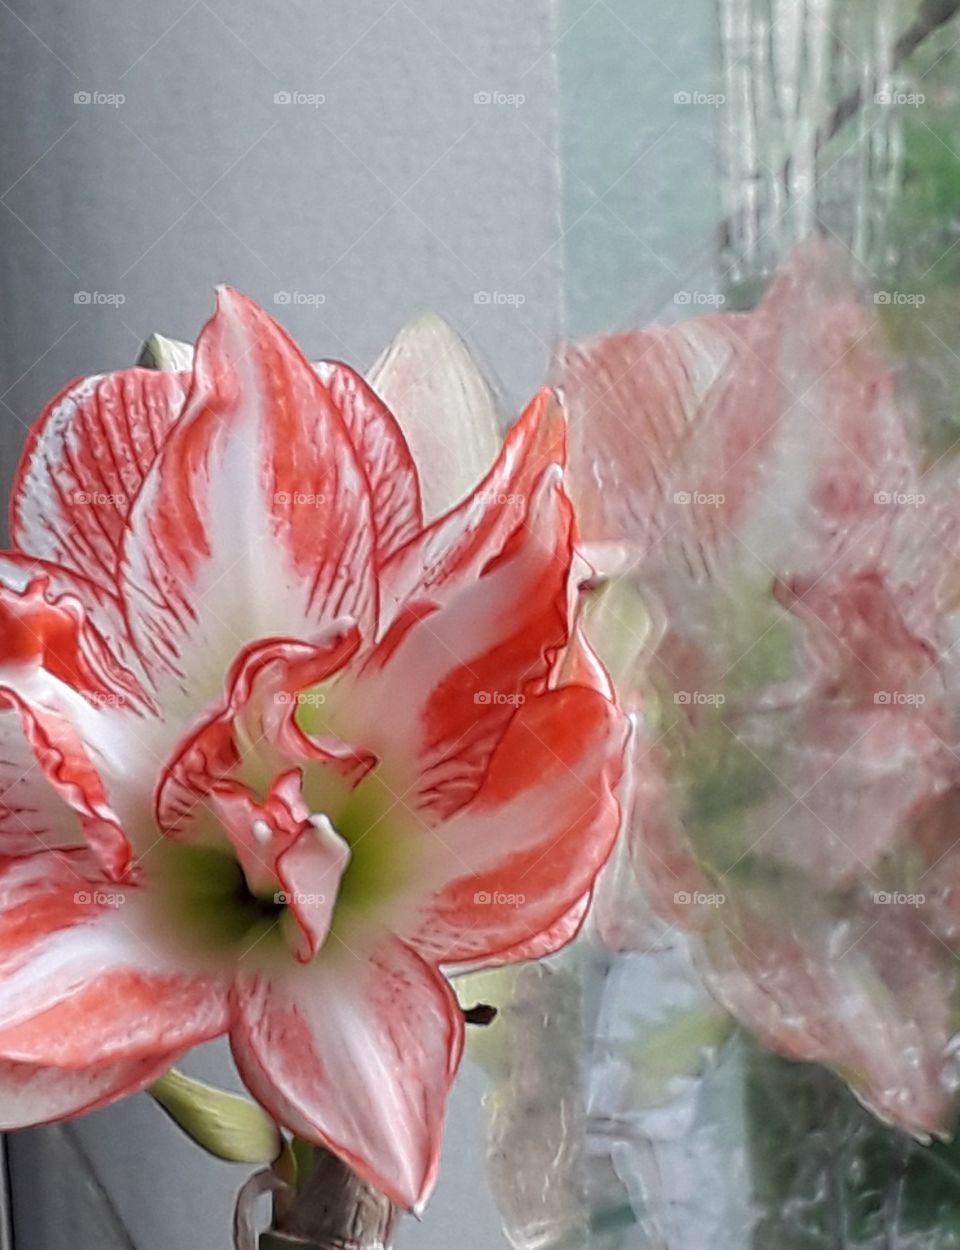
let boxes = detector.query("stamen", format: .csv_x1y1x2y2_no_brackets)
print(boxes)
252,818,272,845
307,812,351,858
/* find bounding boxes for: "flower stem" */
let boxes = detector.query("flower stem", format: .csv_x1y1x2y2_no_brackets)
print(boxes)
260,1145,399,1250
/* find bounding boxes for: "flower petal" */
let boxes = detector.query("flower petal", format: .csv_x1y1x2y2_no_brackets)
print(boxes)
702,890,955,1137
560,245,917,585
0,1050,183,1130
209,770,310,896
343,467,576,818
119,289,377,691
378,388,565,628
0,572,156,877
0,550,148,685
448,891,593,974
155,627,369,839
366,315,502,523
231,933,464,1211
403,684,626,967
11,369,188,583
206,769,354,960
275,812,351,962
0,850,230,1067
559,316,745,568
314,361,423,563
0,710,86,857
1,692,132,881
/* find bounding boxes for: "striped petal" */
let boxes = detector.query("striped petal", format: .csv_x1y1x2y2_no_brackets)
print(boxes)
11,369,188,584
0,1050,183,1130
231,933,463,1211
118,289,378,695
448,891,593,974
402,684,626,967
0,572,155,877
155,627,368,839
378,388,565,628
0,710,85,858
0,850,230,1067
558,316,746,570
313,361,423,563
342,467,576,818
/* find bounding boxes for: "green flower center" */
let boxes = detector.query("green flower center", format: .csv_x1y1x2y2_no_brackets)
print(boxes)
146,769,417,964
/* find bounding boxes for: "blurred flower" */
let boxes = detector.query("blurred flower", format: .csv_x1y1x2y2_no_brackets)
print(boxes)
560,245,960,1137
0,290,626,1209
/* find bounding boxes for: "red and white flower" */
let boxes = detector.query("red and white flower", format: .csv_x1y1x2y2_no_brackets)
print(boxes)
560,246,960,1137
0,292,627,1209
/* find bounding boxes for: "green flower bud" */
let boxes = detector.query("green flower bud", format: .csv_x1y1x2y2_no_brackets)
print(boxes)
149,1068,283,1164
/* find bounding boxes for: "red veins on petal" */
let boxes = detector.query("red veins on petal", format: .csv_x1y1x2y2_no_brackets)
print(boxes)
313,361,423,563
0,850,229,1068
0,1048,186,1132
230,934,464,1211
119,288,379,681
11,369,188,583
3,693,131,882
379,388,566,623
0,287,629,1212
347,467,577,820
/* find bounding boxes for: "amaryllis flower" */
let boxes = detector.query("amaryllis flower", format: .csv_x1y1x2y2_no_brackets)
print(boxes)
560,246,960,1137
0,291,626,1209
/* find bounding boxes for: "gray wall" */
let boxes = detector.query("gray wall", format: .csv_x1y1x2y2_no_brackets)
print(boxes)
558,0,723,337
0,3,561,1247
